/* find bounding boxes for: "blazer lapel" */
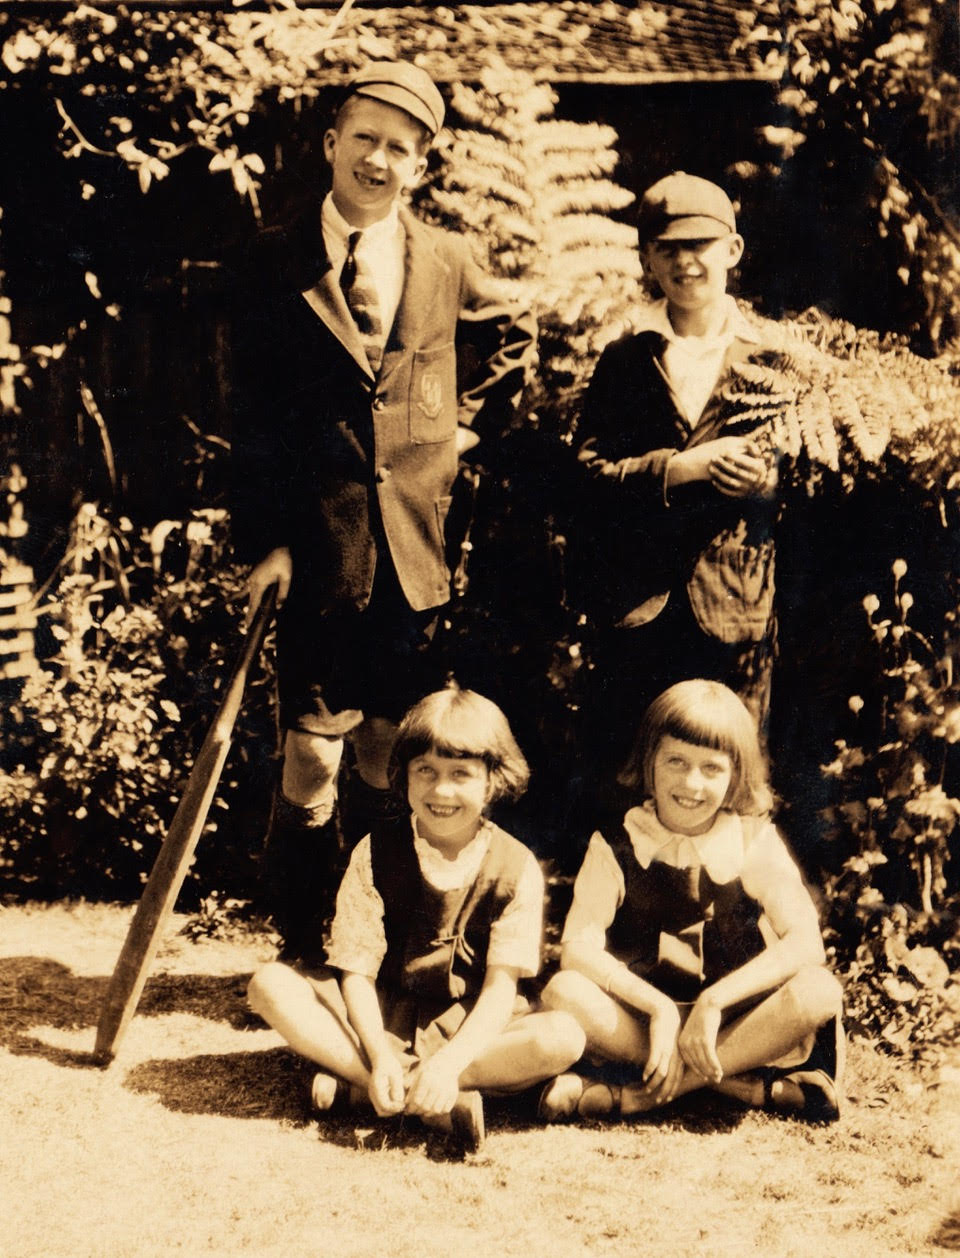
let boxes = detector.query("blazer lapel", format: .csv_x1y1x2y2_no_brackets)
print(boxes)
295,220,375,379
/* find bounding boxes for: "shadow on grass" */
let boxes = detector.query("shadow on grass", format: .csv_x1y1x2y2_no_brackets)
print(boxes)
0,955,262,1065
126,1046,312,1123
126,1048,483,1160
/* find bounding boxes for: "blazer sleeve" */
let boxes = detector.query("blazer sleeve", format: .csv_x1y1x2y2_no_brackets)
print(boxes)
576,337,677,508
454,253,537,441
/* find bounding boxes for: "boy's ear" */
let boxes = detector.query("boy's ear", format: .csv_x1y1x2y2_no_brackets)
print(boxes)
725,233,745,269
401,152,429,192
322,127,338,165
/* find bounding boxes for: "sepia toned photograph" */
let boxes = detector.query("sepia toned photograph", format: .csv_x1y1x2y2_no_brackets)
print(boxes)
2,2,959,1254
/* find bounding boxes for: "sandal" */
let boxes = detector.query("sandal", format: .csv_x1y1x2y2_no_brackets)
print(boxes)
538,1073,586,1122
421,1089,485,1153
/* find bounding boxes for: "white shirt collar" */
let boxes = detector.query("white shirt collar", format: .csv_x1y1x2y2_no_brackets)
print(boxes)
321,193,401,252
623,800,746,883
634,295,760,350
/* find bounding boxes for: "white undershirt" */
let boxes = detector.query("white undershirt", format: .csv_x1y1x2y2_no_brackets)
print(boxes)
636,295,760,426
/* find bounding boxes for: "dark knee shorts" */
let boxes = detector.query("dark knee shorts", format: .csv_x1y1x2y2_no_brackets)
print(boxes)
277,562,446,736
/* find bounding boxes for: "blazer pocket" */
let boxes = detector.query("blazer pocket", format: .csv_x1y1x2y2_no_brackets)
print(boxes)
687,533,776,644
409,343,458,445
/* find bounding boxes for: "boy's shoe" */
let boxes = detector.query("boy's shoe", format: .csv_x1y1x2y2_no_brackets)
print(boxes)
310,1072,364,1114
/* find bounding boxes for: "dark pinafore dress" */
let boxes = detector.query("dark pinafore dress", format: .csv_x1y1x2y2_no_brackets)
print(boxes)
602,815,843,1100
369,816,532,1061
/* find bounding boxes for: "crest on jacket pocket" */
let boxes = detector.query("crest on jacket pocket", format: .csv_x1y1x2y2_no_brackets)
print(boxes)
418,370,444,419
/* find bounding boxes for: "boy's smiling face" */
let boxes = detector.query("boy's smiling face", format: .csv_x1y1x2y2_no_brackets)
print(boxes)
641,233,744,318
407,748,490,852
323,97,428,228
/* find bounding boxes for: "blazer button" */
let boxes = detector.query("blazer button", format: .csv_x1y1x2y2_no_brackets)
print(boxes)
372,395,386,411
376,466,391,483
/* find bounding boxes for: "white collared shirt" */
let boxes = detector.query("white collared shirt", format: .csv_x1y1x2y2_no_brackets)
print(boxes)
635,295,760,426
321,193,405,338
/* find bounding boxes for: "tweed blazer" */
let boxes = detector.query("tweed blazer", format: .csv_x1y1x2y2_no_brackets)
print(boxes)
230,205,535,612
573,329,780,644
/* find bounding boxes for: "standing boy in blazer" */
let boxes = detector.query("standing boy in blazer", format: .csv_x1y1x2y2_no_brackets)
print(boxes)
574,173,780,782
231,62,536,959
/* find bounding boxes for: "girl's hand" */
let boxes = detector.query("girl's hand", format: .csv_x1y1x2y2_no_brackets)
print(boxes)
404,1050,462,1118
678,995,724,1084
368,1052,406,1117
640,1000,684,1103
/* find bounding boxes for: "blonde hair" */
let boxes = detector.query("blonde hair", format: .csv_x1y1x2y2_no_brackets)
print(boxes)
618,679,772,816
390,685,530,804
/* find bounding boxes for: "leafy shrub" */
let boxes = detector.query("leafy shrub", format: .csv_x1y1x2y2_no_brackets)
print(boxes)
0,503,276,902
816,557,960,1061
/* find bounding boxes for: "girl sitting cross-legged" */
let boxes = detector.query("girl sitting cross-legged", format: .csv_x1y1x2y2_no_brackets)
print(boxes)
248,685,585,1152
540,679,844,1123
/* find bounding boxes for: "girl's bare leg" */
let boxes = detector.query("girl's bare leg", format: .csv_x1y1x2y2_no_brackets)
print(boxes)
542,966,841,1113
459,1011,586,1092
623,966,843,1113
247,962,370,1089
540,969,649,1065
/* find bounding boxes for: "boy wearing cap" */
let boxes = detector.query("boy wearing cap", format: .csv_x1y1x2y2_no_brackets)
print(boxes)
574,172,780,774
231,61,535,960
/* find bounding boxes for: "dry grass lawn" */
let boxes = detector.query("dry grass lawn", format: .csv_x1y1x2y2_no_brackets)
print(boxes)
3,900,960,1258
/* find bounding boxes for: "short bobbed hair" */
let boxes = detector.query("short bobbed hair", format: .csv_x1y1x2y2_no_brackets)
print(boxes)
618,679,773,816
390,685,530,804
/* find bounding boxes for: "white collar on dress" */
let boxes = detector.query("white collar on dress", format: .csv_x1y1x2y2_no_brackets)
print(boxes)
622,799,746,884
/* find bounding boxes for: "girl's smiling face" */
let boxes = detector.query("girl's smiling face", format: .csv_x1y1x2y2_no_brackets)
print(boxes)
652,734,733,836
407,747,490,851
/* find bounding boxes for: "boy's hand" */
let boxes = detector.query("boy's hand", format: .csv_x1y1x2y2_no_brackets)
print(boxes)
708,439,773,499
640,999,684,1104
368,1053,407,1117
668,435,756,488
456,424,480,455
404,1049,462,1118
678,994,723,1084
244,546,292,628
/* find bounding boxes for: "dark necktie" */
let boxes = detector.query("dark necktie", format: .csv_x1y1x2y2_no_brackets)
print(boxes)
340,230,384,373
